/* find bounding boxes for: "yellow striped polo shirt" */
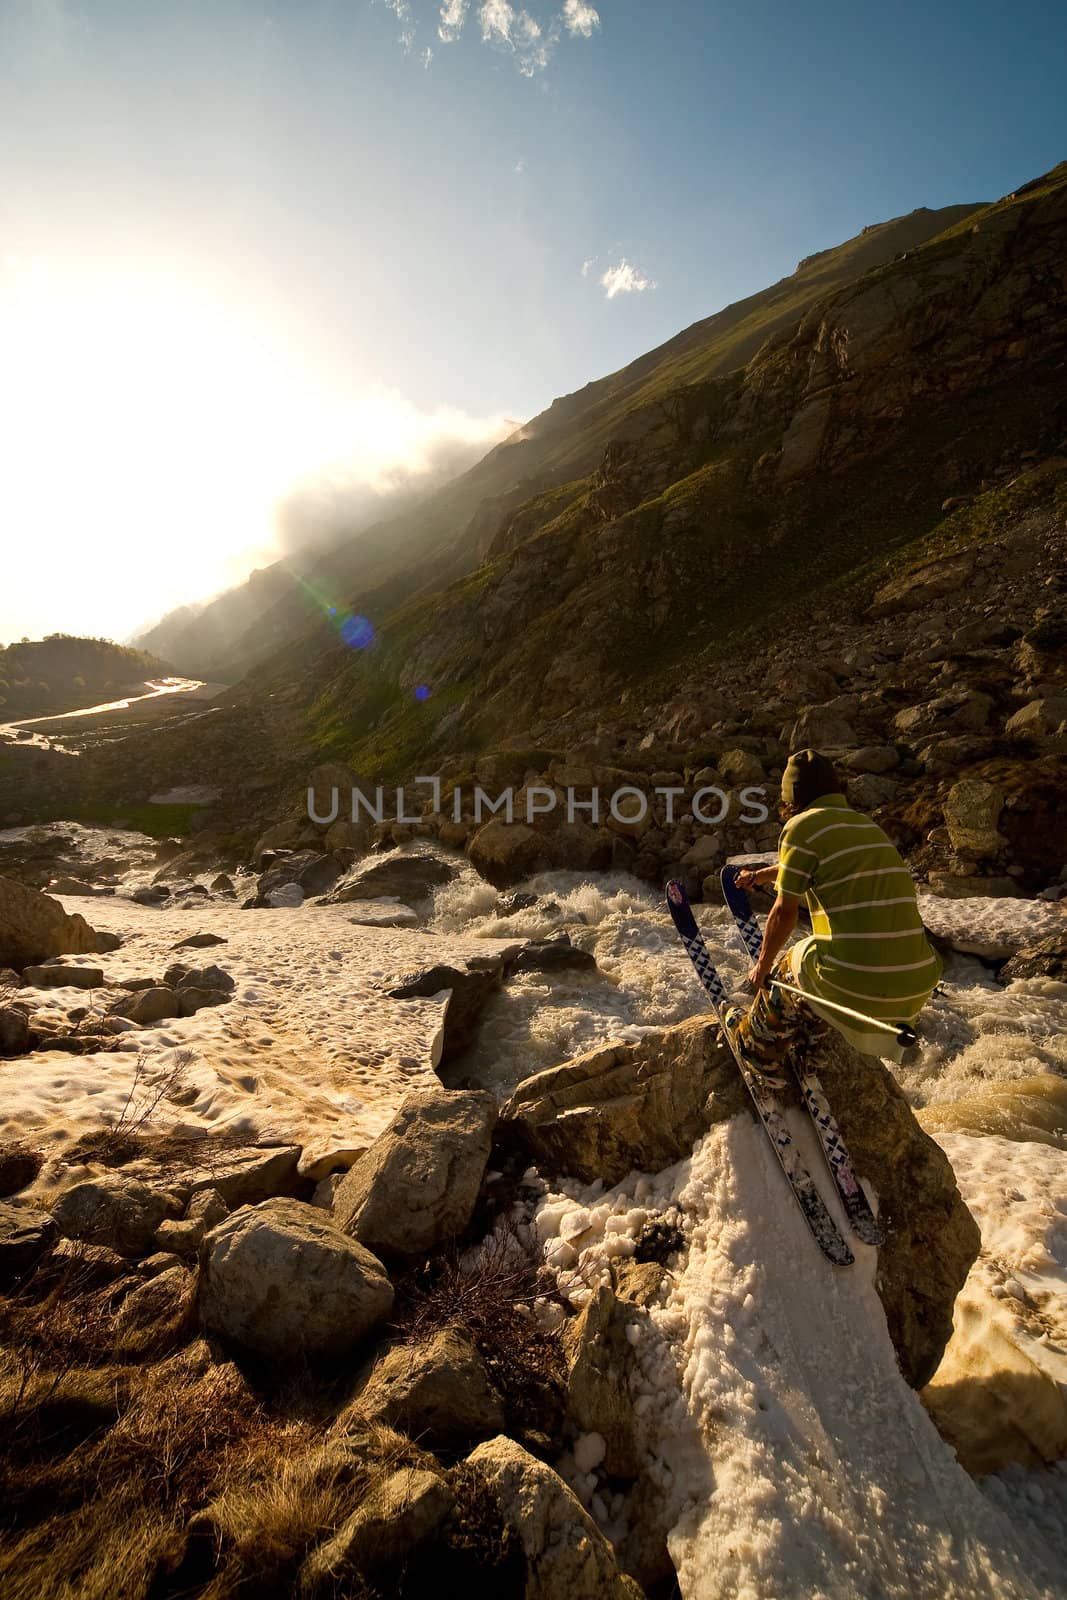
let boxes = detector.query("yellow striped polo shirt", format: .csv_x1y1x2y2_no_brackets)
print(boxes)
776,794,942,1030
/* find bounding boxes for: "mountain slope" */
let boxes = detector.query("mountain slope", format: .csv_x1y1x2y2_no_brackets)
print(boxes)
253,163,1066,777
137,201,982,682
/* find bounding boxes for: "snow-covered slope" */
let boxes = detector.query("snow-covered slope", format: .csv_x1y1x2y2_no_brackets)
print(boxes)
536,1112,1066,1598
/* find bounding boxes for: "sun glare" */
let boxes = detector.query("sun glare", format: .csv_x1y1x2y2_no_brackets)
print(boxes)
0,258,508,640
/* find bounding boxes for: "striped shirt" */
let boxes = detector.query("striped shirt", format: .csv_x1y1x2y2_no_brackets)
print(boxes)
776,794,942,1031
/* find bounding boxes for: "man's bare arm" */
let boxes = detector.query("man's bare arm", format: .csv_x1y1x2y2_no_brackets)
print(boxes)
750,894,800,988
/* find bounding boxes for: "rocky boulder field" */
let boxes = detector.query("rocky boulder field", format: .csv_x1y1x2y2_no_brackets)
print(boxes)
1,846,1066,1598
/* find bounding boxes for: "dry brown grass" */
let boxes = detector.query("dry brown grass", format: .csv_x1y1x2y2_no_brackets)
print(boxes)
389,1221,568,1452
0,1236,530,1600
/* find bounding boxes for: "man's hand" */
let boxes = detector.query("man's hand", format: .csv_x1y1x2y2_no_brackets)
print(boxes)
737,865,777,891
747,961,771,991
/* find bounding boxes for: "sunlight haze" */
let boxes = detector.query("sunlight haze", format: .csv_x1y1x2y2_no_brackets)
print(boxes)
1,0,1063,643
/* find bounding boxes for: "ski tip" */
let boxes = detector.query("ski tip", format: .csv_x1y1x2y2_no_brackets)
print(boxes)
665,878,688,907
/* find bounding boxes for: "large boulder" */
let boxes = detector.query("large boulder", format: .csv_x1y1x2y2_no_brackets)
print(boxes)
501,1016,745,1187
51,1176,178,1258
334,1089,497,1259
344,1326,505,1449
467,1434,643,1600
328,847,461,904
297,1467,454,1597
799,1025,980,1388
0,876,109,969
467,820,551,887
199,1198,393,1362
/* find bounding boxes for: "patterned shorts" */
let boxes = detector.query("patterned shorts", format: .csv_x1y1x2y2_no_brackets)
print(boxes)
731,948,809,1069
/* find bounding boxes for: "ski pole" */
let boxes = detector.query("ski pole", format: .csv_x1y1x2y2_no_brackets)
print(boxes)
765,979,918,1049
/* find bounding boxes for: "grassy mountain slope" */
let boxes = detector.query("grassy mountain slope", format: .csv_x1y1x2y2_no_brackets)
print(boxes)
137,202,981,683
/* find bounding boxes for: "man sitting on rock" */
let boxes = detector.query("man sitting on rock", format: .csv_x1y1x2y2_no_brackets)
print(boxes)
726,748,942,1086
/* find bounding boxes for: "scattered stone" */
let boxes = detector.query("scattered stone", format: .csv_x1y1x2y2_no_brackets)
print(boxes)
210,874,236,895
178,1145,302,1208
846,774,899,811
1000,935,1067,983
840,746,900,775
131,886,169,906
345,901,420,928
47,876,103,896
156,1187,228,1254
468,820,551,887
497,891,539,915
113,1263,193,1335
178,987,231,1017
334,1089,496,1260
564,1283,649,1478
0,1142,43,1196
344,1326,505,1450
468,1434,642,1600
165,963,235,993
171,932,228,950
199,1198,394,1362
51,1176,178,1258
20,963,104,990
108,986,181,1025
894,691,993,738
1005,697,1067,738
512,934,598,974
0,1007,31,1056
0,1204,58,1282
943,779,1006,858
387,958,513,1060
267,883,304,908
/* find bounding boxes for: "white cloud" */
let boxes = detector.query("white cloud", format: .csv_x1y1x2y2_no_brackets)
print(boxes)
562,0,599,37
600,259,657,299
421,45,434,67
478,0,555,73
438,0,468,42
580,257,595,277
384,0,416,52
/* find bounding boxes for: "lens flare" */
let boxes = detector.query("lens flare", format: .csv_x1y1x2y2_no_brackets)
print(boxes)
414,684,431,701
340,614,375,650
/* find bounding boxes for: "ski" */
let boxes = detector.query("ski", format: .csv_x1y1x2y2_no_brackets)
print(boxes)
719,865,884,1248
665,879,853,1267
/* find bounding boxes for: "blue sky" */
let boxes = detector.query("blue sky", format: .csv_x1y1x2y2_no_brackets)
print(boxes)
1,0,1064,642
